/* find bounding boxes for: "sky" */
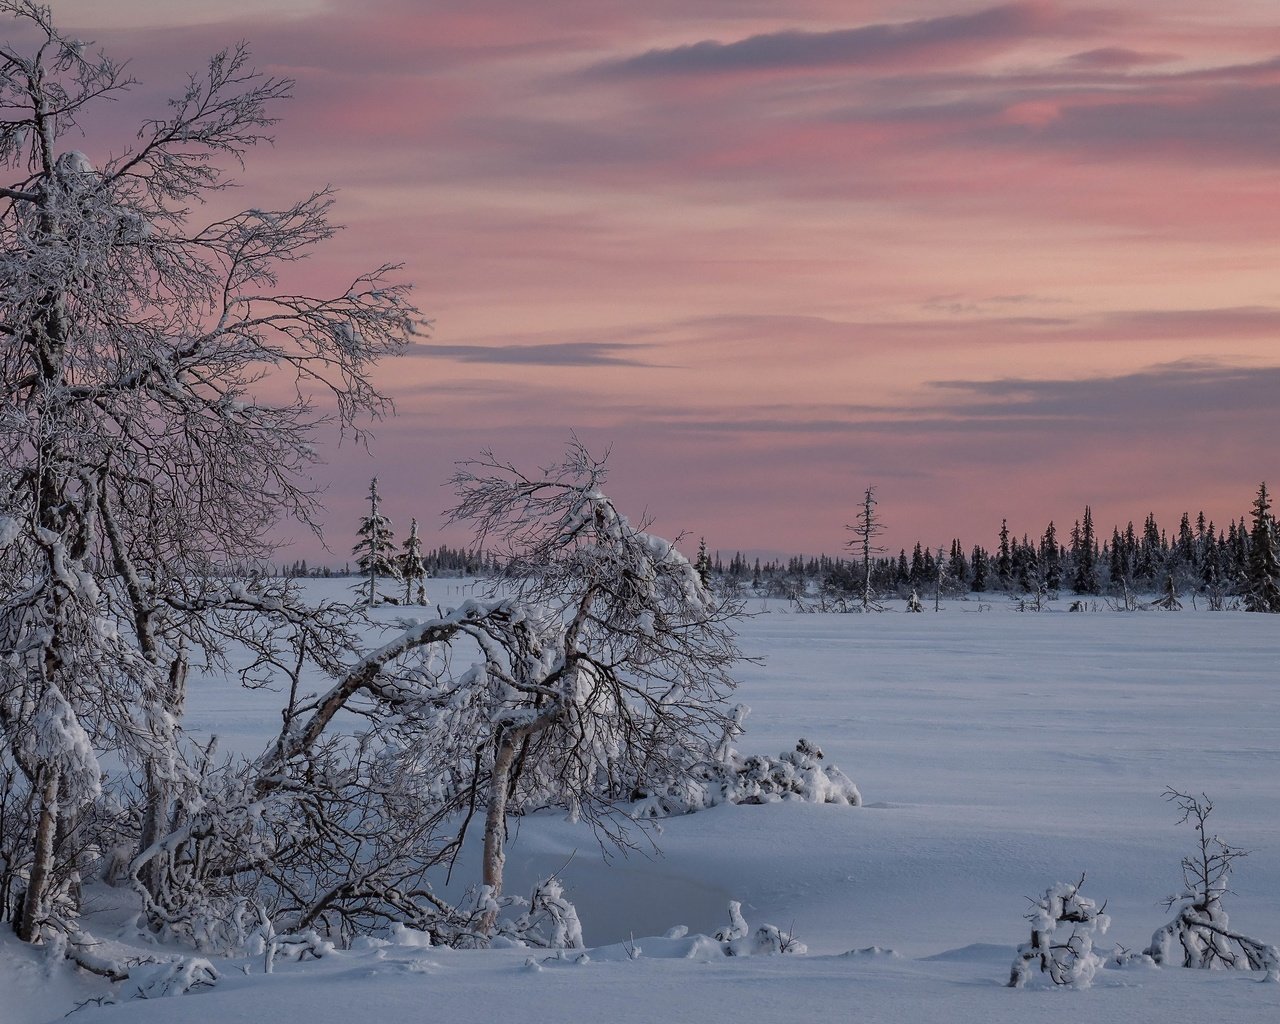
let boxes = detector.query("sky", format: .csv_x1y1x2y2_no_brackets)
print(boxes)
40,0,1280,563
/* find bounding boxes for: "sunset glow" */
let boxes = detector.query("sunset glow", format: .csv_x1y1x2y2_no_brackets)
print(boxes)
53,0,1280,560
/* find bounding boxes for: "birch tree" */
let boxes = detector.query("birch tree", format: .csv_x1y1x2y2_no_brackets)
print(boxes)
0,1,420,944
444,441,743,933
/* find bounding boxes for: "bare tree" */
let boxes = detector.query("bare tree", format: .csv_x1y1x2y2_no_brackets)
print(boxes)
1145,789,1279,977
0,2,420,944
845,485,884,612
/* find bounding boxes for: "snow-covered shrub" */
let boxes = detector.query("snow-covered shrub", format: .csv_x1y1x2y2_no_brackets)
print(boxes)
722,737,862,807
498,878,585,950
1144,790,1279,979
262,929,334,973
1008,876,1109,988
628,707,861,817
715,900,806,956
126,956,220,999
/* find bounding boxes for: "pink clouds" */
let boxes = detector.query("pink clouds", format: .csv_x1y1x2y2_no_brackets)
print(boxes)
22,1,1280,561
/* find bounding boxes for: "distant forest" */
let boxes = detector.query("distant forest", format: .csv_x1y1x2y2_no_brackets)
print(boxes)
699,482,1280,610
281,544,498,580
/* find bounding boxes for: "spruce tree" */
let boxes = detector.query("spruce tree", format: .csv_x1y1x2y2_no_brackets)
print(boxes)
947,539,969,591
970,545,988,592
1071,506,1100,594
1244,482,1280,613
694,537,713,589
997,519,1012,590
1040,521,1062,593
400,516,426,604
353,476,400,605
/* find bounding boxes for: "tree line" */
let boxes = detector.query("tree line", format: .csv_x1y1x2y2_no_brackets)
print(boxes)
697,483,1280,612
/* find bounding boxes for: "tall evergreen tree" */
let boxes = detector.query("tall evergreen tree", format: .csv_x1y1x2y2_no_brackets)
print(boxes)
1072,506,1100,594
970,545,989,592
694,537,713,589
400,516,426,604
947,539,970,591
1244,482,1280,613
997,519,1012,590
1039,521,1062,593
353,476,400,605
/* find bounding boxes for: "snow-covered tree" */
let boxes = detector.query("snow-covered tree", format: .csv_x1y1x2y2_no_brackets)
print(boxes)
694,536,712,589
400,516,426,603
445,440,743,933
1145,789,1279,978
129,440,746,949
1243,482,1280,613
0,3,420,946
352,476,399,605
1071,506,1100,594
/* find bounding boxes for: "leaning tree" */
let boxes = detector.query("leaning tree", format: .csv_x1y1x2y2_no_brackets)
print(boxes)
0,1,420,945
113,440,745,950
444,441,744,932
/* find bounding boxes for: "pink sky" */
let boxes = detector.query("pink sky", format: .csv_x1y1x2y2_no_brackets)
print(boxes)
46,0,1280,562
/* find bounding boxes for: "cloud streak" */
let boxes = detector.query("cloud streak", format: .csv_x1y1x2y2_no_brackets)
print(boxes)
404,341,658,367
592,4,1067,77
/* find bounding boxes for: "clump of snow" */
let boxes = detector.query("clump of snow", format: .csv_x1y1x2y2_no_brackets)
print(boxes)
630,729,861,818
715,900,807,956
126,956,219,998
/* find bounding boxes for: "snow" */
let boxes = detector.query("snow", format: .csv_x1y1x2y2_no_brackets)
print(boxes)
4,586,1280,1021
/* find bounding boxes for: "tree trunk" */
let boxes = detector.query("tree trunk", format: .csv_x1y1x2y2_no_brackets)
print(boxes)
479,733,519,936
17,768,60,942
138,652,187,899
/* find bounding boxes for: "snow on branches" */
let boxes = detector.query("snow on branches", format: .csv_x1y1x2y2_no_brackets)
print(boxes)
1144,790,1279,979
0,0,422,945
1008,875,1110,989
445,439,745,930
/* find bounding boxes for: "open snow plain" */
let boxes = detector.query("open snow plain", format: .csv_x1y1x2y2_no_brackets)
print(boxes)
5,587,1280,1022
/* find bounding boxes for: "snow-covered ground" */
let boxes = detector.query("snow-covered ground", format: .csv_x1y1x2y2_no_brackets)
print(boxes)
5,587,1280,1022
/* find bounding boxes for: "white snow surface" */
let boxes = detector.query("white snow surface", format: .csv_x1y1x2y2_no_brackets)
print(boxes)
4,583,1280,1022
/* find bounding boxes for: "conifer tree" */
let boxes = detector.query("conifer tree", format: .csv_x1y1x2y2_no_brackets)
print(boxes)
947,539,969,591
695,537,713,588
353,476,400,605
1244,482,1280,613
970,545,989,592
401,516,426,604
997,519,1013,590
1040,521,1062,594
1070,506,1099,594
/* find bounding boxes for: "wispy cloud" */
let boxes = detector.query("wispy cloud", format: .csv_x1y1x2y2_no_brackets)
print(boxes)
404,341,658,367
591,4,1072,78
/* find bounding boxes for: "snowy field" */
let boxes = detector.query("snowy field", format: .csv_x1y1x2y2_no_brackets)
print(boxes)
4,586,1280,1023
